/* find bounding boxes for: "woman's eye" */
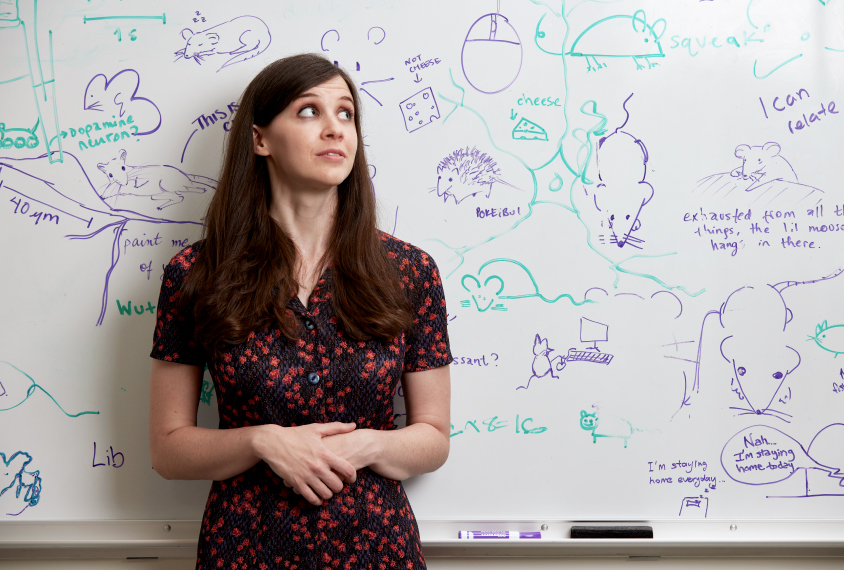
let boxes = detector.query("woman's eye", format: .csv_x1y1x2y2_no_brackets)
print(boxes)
339,109,353,120
298,106,317,117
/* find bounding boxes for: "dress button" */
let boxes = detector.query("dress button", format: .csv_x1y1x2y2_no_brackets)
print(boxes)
307,372,320,385
303,318,316,331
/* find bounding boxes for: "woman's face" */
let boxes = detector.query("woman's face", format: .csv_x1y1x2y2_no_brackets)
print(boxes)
253,75,358,193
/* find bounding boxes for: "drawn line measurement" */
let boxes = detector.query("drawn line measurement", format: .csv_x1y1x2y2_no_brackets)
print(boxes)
2,183,93,227
83,15,166,24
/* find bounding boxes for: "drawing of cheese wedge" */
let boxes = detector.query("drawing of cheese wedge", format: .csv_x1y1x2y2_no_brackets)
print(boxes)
512,117,548,141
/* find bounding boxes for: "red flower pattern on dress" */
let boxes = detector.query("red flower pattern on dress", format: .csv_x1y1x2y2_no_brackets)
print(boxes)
151,234,451,569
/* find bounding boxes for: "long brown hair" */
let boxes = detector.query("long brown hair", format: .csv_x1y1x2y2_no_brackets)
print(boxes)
183,53,412,356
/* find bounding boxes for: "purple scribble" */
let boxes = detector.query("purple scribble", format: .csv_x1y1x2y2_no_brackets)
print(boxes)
694,141,822,208
680,267,844,420
83,69,162,136
0,151,209,325
720,424,844,498
651,290,683,318
614,292,644,300
367,27,386,45
400,87,440,132
321,29,340,51
517,334,566,390
592,94,653,249
461,11,523,94
181,129,199,164
583,287,609,302
175,16,271,72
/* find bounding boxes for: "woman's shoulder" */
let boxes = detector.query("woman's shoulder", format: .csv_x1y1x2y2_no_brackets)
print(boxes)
163,239,205,282
377,231,440,282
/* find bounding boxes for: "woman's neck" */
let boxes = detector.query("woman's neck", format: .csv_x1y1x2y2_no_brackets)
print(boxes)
268,181,338,292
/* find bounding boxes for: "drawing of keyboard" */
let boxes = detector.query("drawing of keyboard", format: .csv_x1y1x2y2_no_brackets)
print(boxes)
566,348,614,365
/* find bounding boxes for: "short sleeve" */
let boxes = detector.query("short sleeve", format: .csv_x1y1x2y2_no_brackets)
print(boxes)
149,244,207,367
402,247,453,372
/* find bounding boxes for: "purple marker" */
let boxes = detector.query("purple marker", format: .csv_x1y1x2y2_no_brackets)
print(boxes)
457,531,543,539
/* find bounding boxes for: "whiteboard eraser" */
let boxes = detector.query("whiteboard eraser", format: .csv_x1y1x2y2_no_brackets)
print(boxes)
570,526,653,539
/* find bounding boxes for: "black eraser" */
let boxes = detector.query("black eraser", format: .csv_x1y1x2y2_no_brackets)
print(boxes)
570,526,653,539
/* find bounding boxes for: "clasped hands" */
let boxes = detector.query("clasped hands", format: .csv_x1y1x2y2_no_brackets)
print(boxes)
257,421,373,506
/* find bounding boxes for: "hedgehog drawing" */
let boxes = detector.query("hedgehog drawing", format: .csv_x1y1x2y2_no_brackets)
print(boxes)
431,146,518,205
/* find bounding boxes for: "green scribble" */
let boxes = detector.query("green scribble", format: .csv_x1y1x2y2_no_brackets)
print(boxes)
753,54,803,79
0,118,40,150
825,47,844,52
7,0,64,163
807,320,844,358
433,1,701,298
0,74,28,86
83,14,167,24
477,258,592,306
565,11,667,72
0,361,99,417
746,0,758,29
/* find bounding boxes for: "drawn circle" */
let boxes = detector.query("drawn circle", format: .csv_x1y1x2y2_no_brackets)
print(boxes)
14,137,26,149
801,32,810,41
1,138,11,149
461,13,523,94
26,136,38,149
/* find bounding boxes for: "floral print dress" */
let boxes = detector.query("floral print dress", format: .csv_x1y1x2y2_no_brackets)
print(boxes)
151,233,452,570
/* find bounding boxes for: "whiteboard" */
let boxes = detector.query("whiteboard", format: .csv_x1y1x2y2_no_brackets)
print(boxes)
1,0,844,526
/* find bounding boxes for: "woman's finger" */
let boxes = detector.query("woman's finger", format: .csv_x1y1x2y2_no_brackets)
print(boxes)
306,478,334,504
327,454,357,484
314,422,356,436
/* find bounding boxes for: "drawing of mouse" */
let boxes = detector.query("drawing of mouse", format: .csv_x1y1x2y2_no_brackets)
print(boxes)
83,69,161,137
808,321,844,358
96,149,217,210
175,15,271,72
461,274,505,312
684,267,844,421
730,143,798,192
517,334,566,390
566,10,666,71
718,284,802,421
432,147,520,205
592,94,654,249
579,410,633,448
319,27,394,107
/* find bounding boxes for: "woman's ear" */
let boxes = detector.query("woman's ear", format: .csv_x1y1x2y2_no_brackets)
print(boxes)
253,125,270,156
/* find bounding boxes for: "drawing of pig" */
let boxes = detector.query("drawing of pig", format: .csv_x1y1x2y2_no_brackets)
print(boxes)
730,142,798,191
580,410,633,448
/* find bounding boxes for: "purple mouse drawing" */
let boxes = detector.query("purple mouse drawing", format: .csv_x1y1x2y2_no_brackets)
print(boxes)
96,149,216,211
517,334,566,390
730,142,798,192
175,15,272,72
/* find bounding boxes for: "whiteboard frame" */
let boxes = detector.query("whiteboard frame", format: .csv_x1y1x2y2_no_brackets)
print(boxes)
1,520,843,559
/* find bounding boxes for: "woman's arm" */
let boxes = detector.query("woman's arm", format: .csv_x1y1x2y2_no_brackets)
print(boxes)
148,359,357,505
322,364,451,481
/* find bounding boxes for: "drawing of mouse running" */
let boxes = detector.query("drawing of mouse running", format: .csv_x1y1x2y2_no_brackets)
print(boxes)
517,334,566,390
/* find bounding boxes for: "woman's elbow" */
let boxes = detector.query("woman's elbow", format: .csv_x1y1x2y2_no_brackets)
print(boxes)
149,436,176,480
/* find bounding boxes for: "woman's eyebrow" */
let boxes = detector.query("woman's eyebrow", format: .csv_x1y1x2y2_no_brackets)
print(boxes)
296,92,354,104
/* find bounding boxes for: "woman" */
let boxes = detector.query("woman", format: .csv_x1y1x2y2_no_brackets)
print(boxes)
149,53,452,569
